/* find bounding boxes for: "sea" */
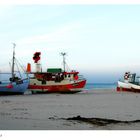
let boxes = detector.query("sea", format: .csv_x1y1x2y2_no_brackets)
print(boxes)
85,83,117,90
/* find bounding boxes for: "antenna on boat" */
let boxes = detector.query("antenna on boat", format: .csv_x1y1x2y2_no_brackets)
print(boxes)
11,43,16,79
60,52,66,72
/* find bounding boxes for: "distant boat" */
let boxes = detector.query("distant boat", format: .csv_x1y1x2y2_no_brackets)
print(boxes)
27,52,86,93
117,72,140,93
0,43,29,95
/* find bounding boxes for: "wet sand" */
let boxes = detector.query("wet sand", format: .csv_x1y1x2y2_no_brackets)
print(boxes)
0,89,140,130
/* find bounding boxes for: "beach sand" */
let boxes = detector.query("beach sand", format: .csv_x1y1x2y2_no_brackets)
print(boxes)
0,89,140,130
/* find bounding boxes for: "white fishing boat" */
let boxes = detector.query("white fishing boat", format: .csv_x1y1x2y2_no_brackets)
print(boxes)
117,72,136,92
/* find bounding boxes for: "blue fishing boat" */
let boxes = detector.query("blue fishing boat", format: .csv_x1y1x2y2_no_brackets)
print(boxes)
0,43,29,95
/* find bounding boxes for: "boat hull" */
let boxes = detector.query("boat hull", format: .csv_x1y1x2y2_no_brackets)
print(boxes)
117,80,140,93
116,86,132,92
0,78,29,95
117,81,133,92
28,79,86,93
131,84,140,92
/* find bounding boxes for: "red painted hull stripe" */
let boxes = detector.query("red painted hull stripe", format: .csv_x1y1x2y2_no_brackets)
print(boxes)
117,87,132,92
28,80,86,91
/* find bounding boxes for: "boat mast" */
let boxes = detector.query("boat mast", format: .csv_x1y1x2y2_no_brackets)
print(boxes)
61,52,66,72
12,43,16,79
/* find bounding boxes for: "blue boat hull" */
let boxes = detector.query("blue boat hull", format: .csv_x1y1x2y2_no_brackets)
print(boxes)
0,78,29,95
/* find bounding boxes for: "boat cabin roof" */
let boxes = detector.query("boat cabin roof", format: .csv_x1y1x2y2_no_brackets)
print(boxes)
30,71,79,75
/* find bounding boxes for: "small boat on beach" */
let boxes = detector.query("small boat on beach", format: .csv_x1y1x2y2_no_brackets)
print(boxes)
27,52,86,93
117,72,140,92
0,44,29,95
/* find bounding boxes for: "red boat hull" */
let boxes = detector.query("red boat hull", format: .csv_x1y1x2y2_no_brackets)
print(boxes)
116,87,132,92
28,80,86,93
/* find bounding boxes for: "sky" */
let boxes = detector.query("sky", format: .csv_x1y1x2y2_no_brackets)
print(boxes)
0,4,140,83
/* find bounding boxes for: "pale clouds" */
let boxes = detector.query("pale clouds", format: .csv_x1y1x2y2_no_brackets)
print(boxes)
0,6,12,17
0,0,140,4
17,20,83,51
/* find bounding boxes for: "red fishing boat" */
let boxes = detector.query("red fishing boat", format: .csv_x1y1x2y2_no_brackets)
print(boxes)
27,52,86,93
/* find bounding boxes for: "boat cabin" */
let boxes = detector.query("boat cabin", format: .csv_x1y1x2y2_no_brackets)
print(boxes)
33,68,79,83
124,72,136,83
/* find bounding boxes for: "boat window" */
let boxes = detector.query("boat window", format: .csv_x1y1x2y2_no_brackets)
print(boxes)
55,75,60,82
60,74,64,80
